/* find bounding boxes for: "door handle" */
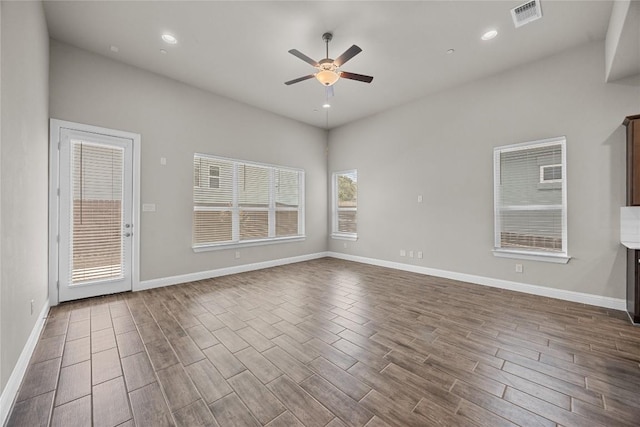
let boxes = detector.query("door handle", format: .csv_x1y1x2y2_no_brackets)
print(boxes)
124,232,132,237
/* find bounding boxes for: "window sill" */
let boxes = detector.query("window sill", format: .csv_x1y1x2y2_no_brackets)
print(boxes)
331,233,358,242
492,249,571,264
193,236,305,253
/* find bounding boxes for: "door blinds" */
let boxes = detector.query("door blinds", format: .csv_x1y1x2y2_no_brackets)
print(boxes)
70,140,125,284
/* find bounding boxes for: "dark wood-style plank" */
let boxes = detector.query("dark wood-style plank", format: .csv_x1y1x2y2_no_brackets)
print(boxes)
300,374,374,427
129,382,175,427
267,375,334,427
92,348,122,385
7,391,54,427
55,359,91,406
93,376,132,427
16,358,61,402
156,363,201,412
209,393,260,427
173,399,218,427
185,359,233,404
202,343,246,379
51,395,91,427
122,351,157,392
227,371,286,424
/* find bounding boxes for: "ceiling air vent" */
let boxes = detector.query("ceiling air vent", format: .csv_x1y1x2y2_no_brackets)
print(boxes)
511,0,542,28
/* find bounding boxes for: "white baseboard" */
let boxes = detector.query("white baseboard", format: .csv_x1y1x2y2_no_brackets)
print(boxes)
328,252,626,311
137,252,329,291
0,301,50,426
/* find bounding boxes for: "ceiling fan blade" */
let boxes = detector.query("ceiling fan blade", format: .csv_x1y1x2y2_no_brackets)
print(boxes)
339,71,374,83
284,75,315,85
334,45,362,67
288,49,319,67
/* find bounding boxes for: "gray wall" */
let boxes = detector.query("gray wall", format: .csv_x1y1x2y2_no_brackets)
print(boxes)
328,41,640,300
49,40,328,282
1,1,49,392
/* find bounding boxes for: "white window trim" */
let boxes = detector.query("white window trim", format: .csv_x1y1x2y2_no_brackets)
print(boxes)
331,169,358,241
539,164,562,184
193,153,305,252
493,136,570,263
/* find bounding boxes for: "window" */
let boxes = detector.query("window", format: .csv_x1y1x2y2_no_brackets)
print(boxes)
332,170,357,240
209,166,220,189
193,154,304,250
493,137,569,263
540,164,562,183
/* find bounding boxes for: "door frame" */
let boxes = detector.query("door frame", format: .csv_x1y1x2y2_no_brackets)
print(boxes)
49,119,141,306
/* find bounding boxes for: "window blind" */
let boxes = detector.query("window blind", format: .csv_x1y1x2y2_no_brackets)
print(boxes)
276,168,300,237
193,156,234,244
193,154,304,248
70,140,124,284
239,163,270,240
494,138,566,255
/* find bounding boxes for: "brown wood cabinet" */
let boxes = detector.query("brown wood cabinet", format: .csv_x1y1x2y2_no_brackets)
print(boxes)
624,114,640,324
625,115,640,206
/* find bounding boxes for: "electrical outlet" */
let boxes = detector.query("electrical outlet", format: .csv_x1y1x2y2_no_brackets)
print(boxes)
409,250,414,258
400,249,406,257
515,264,523,273
235,251,241,259
160,157,167,165
417,251,423,259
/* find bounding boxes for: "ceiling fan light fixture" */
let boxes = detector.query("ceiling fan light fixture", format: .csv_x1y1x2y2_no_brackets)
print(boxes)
316,70,339,86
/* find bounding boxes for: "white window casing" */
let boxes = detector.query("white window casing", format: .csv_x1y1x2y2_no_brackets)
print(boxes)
493,137,570,263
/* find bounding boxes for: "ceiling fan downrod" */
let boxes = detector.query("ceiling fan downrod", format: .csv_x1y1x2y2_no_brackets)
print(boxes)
322,32,333,59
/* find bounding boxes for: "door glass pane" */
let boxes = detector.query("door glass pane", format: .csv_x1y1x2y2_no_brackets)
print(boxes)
71,140,124,284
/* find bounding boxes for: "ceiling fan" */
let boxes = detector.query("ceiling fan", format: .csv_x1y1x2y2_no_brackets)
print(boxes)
285,32,373,87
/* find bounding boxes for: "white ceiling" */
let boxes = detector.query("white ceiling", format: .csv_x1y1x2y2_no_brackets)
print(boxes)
43,1,614,129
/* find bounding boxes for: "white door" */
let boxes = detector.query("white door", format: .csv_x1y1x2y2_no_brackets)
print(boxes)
54,124,135,302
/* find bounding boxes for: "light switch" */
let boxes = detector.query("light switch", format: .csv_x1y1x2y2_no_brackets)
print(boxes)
142,203,156,212
417,195,423,203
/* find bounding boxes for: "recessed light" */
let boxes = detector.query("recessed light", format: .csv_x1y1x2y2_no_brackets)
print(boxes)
481,29,498,41
110,45,119,53
446,48,455,54
322,103,331,109
161,34,177,44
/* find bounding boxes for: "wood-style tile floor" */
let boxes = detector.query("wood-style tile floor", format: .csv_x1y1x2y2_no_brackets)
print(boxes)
7,258,640,426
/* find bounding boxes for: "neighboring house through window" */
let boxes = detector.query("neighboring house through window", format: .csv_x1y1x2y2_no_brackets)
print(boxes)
332,170,358,240
493,137,569,263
